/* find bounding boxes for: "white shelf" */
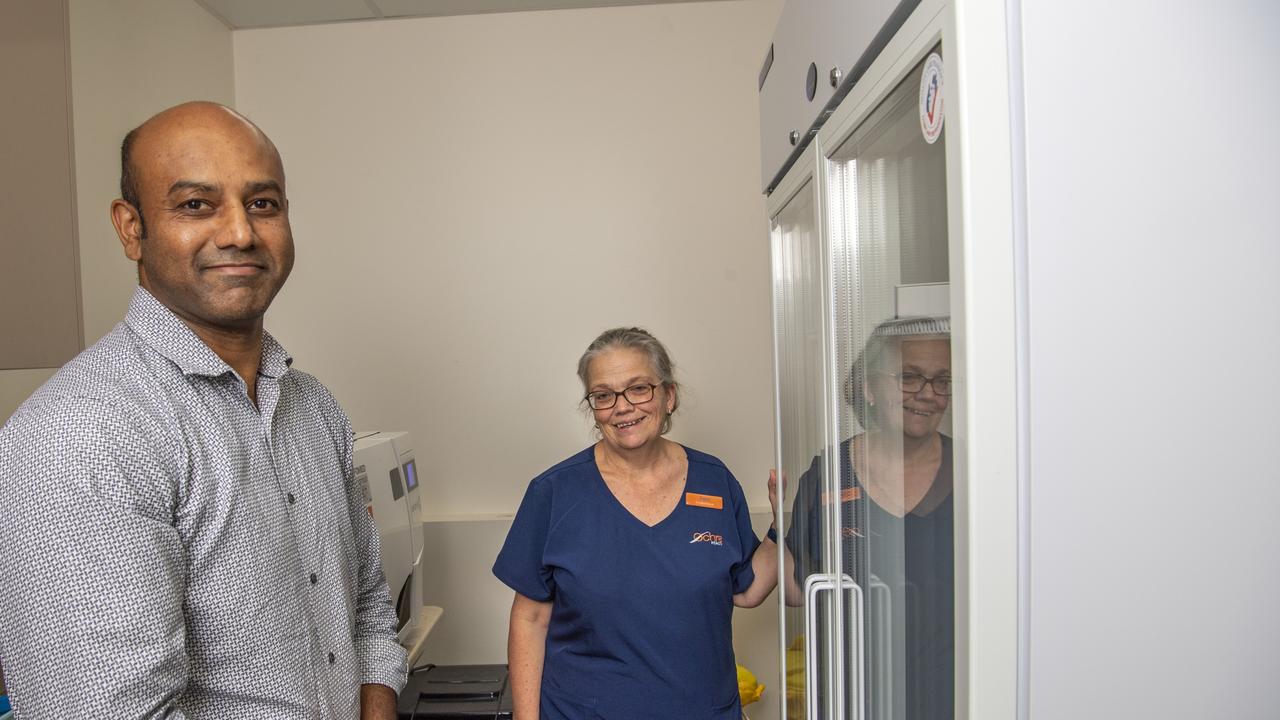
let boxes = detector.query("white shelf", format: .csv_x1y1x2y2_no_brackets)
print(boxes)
398,605,443,668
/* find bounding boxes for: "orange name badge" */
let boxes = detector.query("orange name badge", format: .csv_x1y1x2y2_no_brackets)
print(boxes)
685,492,724,510
821,487,863,505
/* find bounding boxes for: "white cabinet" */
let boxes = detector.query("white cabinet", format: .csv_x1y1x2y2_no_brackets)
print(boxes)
758,0,907,193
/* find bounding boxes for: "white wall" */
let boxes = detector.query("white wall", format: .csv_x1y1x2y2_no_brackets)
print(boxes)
0,0,232,424
234,6,782,708
1021,2,1280,717
69,0,235,346
233,0,782,516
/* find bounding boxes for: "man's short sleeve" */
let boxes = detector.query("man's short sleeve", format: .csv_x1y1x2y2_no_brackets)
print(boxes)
492,477,556,601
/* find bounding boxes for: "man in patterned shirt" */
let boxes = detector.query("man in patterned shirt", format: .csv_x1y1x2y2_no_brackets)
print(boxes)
0,102,407,718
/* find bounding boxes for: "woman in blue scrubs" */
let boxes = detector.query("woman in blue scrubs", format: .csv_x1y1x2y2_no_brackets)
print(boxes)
493,327,778,719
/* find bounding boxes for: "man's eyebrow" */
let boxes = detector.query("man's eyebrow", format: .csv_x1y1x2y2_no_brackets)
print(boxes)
167,180,219,196
245,180,283,195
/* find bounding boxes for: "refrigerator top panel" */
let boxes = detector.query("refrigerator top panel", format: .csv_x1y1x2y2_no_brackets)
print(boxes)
759,0,918,194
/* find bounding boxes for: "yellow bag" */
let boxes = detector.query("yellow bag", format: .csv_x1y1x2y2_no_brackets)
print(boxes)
737,663,765,707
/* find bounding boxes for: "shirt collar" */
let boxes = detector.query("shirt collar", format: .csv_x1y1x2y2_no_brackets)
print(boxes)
258,331,292,379
124,286,293,379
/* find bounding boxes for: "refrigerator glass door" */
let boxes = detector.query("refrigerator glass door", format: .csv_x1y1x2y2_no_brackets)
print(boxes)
824,46,954,720
770,176,844,720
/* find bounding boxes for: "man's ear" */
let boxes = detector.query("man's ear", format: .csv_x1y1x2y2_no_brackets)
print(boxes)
110,199,144,262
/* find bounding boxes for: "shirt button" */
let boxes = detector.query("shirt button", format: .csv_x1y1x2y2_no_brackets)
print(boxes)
328,652,335,664
287,492,296,504
310,573,318,585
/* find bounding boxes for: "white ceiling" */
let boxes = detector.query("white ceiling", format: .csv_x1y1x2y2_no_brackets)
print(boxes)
193,0,720,29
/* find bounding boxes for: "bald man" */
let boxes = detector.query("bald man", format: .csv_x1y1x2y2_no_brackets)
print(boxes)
0,102,406,719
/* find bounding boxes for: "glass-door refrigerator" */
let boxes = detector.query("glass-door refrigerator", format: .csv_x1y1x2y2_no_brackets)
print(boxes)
762,0,1020,718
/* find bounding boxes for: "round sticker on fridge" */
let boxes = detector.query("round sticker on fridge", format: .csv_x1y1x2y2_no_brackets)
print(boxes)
919,53,944,144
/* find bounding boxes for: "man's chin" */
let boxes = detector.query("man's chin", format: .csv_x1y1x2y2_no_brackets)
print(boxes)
208,299,274,326
140,280,282,332
202,285,282,324
178,299,272,333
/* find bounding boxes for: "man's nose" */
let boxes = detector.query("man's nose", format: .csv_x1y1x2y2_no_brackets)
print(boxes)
215,205,255,249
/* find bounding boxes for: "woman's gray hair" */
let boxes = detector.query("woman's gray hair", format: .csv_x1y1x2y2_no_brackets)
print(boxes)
577,327,680,435
847,316,950,428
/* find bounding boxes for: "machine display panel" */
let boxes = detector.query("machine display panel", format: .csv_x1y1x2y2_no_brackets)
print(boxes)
403,459,418,491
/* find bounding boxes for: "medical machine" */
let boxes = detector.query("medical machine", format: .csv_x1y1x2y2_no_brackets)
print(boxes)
353,431,435,664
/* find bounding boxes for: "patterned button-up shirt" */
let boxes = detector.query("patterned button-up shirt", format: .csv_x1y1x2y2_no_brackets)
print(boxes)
0,287,407,718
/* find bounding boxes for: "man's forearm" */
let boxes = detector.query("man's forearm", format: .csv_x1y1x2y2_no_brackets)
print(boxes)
360,682,398,720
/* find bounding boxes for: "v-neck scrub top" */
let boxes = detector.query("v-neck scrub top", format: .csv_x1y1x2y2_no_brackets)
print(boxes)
493,445,760,720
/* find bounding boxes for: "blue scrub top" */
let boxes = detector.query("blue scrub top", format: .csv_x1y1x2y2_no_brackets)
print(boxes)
493,444,760,720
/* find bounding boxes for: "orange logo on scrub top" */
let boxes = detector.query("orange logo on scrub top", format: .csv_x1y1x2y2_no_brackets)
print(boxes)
690,531,724,546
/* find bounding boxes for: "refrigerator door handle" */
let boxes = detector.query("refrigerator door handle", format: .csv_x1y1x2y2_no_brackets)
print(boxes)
869,578,891,720
804,573,839,720
839,574,866,720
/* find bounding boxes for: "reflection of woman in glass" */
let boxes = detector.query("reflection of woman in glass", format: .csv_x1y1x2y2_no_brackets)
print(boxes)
777,316,953,720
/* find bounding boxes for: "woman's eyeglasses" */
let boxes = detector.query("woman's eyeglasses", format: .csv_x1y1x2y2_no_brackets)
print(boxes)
889,372,951,396
585,383,660,410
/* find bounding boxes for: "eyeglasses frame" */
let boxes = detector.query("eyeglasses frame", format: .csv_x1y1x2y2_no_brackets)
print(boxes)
584,382,663,410
886,371,952,396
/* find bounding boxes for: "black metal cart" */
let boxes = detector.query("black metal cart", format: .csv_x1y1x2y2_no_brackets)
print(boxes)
397,664,513,720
